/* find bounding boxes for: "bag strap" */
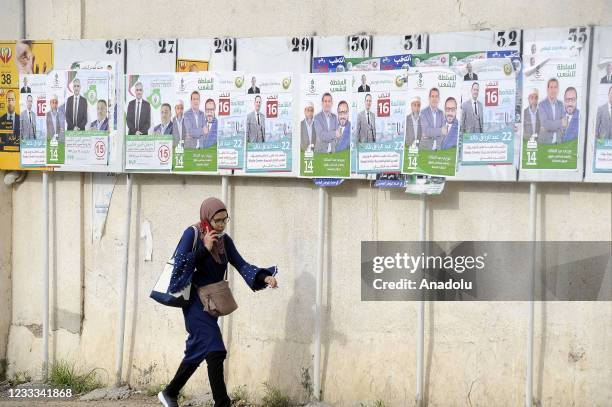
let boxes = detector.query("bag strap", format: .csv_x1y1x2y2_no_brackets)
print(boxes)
191,225,199,251
170,226,199,260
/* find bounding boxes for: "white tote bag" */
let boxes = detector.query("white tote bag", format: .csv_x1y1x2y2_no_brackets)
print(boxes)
150,226,198,307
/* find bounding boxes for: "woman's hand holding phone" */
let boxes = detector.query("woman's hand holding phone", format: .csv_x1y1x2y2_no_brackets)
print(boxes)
202,224,218,251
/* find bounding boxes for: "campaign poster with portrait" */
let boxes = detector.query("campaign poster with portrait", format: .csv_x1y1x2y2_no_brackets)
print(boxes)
300,72,353,178
402,67,462,177
0,40,53,169
585,26,612,181
124,74,174,170
46,70,111,166
590,59,612,173
245,72,293,173
521,43,584,171
450,53,517,169
354,70,407,173
173,72,218,172
19,74,46,167
216,72,246,171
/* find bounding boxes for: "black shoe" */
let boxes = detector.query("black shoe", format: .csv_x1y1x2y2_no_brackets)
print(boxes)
158,390,179,407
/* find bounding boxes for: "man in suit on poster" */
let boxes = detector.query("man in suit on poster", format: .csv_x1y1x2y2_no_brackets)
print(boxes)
358,74,370,92
126,81,151,135
313,92,338,153
537,78,565,144
201,98,218,149
440,97,459,150
356,93,376,143
595,86,612,140
19,94,36,139
300,101,316,151
153,103,174,135
523,88,541,139
20,77,31,93
0,90,20,142
334,100,351,152
405,96,423,148
45,94,65,142
420,87,445,150
248,76,260,94
65,78,88,131
183,91,205,149
561,87,579,142
464,62,478,81
461,82,483,134
89,100,109,131
246,95,265,142
172,99,187,147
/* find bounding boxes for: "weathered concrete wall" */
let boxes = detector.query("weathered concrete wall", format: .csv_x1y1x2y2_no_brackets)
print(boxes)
0,0,23,381
2,0,612,406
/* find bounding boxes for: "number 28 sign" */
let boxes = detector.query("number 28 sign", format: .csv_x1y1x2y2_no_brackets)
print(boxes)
485,87,498,107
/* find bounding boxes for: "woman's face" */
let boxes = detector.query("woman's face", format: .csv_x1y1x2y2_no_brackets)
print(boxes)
210,210,228,233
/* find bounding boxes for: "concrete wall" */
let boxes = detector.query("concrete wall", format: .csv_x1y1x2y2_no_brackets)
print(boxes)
2,0,612,405
0,178,13,380
0,0,23,381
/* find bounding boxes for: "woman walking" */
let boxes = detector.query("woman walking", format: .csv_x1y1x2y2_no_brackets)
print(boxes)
158,197,278,407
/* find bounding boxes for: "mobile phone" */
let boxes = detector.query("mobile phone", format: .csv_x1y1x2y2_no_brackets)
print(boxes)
201,220,224,238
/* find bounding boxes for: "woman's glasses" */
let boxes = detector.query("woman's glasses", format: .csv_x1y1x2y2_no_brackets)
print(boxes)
210,216,230,226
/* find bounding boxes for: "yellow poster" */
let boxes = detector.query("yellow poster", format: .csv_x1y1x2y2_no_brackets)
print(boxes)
0,40,53,169
176,59,209,72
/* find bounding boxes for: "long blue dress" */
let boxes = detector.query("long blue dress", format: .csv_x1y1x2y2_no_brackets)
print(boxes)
171,226,272,365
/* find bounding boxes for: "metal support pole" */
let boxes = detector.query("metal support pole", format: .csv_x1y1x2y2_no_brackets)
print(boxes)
115,174,133,386
525,182,537,407
416,194,426,407
314,187,326,400
42,172,49,380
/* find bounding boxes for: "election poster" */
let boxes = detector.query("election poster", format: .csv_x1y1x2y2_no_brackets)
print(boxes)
245,72,293,173
173,72,218,172
402,67,462,177
591,59,612,173
300,72,353,178
124,74,174,170
450,53,517,171
354,70,407,173
19,74,46,167
46,70,111,166
216,71,246,170
519,28,589,182
0,40,53,169
585,26,612,181
521,41,584,171
70,60,120,171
